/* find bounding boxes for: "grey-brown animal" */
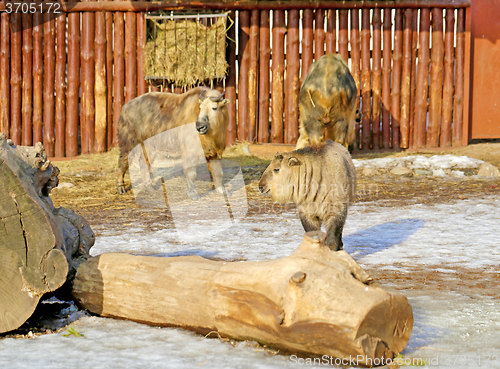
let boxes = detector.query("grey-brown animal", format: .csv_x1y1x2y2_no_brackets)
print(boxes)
259,140,356,251
296,53,358,152
117,87,230,199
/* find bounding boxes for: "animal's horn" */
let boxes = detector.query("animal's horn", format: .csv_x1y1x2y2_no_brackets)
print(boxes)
209,90,226,102
199,90,208,99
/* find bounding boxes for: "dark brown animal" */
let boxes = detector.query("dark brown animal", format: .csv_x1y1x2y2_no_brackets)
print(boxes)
296,54,358,152
259,140,356,251
117,87,230,199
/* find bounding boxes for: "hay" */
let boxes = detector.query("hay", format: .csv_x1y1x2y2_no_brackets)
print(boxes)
145,16,228,87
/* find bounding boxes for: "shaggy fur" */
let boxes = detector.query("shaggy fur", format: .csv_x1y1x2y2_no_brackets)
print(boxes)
296,54,357,152
116,87,229,197
259,140,356,251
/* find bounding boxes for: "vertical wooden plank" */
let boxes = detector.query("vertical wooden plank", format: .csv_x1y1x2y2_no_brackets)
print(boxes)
258,10,270,144
95,11,107,153
106,11,114,149
225,11,237,146
372,9,382,150
66,12,80,157
350,9,361,149
238,10,250,142
325,9,336,54
248,10,259,142
454,8,465,147
414,8,430,148
22,13,33,146
137,12,148,96
408,10,419,149
400,9,413,149
301,9,314,83
338,10,348,63
271,10,285,143
391,9,403,149
427,8,444,148
382,9,392,149
10,13,22,145
55,13,66,157
285,9,300,145
360,9,371,150
440,9,454,148
0,13,10,138
125,12,137,104
43,13,56,155
113,11,125,147
314,9,325,61
81,11,95,154
32,13,43,145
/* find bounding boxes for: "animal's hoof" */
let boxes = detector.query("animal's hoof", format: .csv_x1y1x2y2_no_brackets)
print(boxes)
117,185,127,194
215,186,231,197
187,190,200,201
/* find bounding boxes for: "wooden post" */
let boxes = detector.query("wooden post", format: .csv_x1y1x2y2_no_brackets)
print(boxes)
113,11,125,147
95,11,107,153
271,10,285,143
248,10,259,142
408,10,419,149
238,10,250,142
258,10,270,144
361,9,371,150
32,13,43,145
382,9,392,149
338,10,348,64
55,13,67,157
325,9,336,54
314,9,325,61
400,9,413,149
391,9,403,149
372,9,382,150
414,8,430,149
10,13,22,145
66,12,80,157
441,9,454,148
43,14,56,156
285,9,299,145
427,8,444,148
22,13,33,146
137,12,148,97
350,9,361,149
0,14,9,138
225,11,237,147
125,12,137,104
453,8,465,147
301,9,314,83
106,10,114,149
81,11,95,154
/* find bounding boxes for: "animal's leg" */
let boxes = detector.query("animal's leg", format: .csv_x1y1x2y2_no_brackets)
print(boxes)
117,150,129,194
184,166,199,200
208,159,226,194
323,205,348,251
295,134,310,150
298,210,322,233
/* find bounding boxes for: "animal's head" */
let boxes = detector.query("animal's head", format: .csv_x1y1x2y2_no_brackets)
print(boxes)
259,152,302,203
196,89,230,135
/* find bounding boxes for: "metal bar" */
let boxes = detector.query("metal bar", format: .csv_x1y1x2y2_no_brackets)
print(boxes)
10,13,22,145
440,9,454,147
285,9,299,144
0,1,471,13
271,9,285,143
258,10,270,143
372,8,382,149
55,13,66,156
66,12,80,156
382,8,392,149
43,13,56,155
391,8,403,148
427,8,444,148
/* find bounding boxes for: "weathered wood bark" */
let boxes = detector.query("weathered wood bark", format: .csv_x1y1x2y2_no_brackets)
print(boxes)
0,134,94,333
73,232,413,364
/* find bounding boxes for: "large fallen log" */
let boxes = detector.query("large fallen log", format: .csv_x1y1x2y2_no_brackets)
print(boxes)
0,133,94,333
73,231,413,365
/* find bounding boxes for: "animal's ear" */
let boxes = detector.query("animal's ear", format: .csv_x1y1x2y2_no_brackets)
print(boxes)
274,152,283,160
220,98,230,106
288,156,301,166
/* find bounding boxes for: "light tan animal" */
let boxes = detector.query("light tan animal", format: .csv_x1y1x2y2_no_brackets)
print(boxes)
259,140,356,251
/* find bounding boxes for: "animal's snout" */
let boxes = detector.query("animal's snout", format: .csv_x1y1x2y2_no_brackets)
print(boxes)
196,117,210,135
259,186,264,193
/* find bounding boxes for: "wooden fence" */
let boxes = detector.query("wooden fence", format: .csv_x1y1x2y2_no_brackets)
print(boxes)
0,1,470,157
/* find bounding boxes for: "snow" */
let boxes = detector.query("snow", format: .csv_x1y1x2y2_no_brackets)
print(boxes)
2,193,500,368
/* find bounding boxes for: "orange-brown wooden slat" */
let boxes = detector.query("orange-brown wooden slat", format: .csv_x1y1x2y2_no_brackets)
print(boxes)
285,9,299,144
248,9,259,142
32,13,43,146
106,11,114,149
414,8,430,148
125,12,137,103
225,11,237,146
408,9,419,149
372,9,382,149
81,11,95,154
391,9,403,149
271,10,285,143
238,10,250,142
137,12,148,97
10,13,22,146
453,8,465,147
258,10,270,143
113,11,125,147
314,9,325,60
338,10,348,63
0,14,10,138
301,9,314,83
325,9,336,54
400,8,413,149
361,9,371,149
22,13,33,146
440,9,454,147
55,13,66,156
95,11,107,153
43,14,56,155
382,9,392,149
350,9,361,149
427,8,444,148
66,12,80,156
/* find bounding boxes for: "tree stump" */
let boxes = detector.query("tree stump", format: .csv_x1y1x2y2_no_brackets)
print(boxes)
0,133,94,333
73,231,413,364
